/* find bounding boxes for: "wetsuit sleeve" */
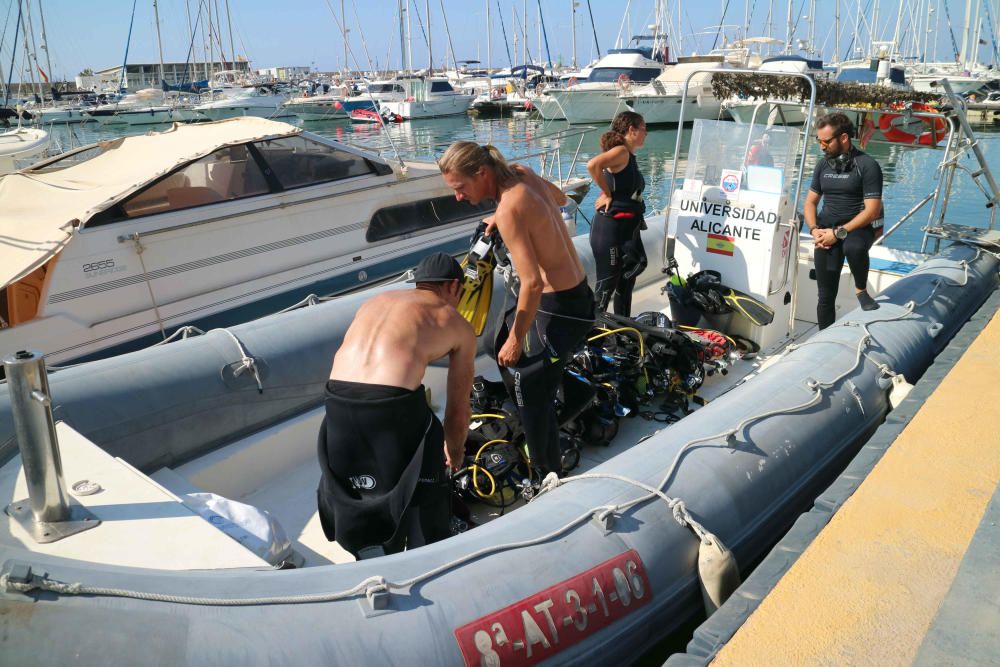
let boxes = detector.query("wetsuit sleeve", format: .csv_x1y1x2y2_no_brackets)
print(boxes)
860,156,883,200
809,162,823,195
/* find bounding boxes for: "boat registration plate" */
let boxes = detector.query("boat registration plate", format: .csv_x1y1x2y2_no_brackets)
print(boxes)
454,549,651,666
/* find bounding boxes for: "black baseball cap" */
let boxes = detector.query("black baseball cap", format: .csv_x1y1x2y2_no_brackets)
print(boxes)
408,252,463,283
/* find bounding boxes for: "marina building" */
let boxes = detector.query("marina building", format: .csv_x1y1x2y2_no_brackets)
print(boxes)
85,60,252,91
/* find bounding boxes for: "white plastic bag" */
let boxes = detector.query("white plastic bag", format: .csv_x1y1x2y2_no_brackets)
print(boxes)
184,492,296,567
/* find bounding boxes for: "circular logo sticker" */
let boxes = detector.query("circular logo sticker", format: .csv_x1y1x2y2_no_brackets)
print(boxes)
721,174,740,193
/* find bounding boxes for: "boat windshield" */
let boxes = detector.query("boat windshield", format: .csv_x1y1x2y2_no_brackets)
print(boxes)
25,144,109,173
679,120,801,198
588,67,662,83
368,83,404,94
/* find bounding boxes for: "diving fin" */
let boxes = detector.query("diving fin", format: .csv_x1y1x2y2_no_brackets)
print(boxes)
457,226,498,336
719,286,774,327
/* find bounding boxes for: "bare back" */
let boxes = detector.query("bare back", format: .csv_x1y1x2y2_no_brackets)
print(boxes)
497,166,585,292
330,288,472,389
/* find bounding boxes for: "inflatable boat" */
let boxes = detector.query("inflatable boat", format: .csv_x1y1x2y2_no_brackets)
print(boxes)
1,114,998,665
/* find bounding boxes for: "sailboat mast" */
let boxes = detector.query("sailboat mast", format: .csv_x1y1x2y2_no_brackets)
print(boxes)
512,5,517,64
184,0,198,84
426,0,432,72
342,0,348,75
586,0,600,58
785,0,793,54
439,0,458,72
36,0,55,97
958,0,972,65
225,0,235,69
406,0,413,73
970,0,983,67
571,0,577,67
206,0,215,77
521,0,528,65
21,0,44,102
835,0,841,65
486,0,492,73
153,0,166,89
873,0,881,56
398,0,406,72
808,0,817,55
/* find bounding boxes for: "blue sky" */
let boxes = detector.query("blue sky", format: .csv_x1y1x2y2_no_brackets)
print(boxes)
1,1,989,81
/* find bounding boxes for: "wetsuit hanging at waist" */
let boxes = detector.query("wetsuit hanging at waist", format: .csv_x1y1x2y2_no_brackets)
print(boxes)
317,380,450,558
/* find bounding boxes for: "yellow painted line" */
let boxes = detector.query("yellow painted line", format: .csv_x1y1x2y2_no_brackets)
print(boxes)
712,310,1000,667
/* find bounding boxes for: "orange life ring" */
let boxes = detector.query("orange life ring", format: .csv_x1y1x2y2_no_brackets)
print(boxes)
568,76,578,87
878,103,947,145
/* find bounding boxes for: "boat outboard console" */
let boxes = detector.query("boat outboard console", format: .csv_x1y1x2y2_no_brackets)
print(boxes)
667,120,801,351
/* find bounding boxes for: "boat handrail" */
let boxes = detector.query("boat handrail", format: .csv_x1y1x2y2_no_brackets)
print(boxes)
353,128,593,194
874,192,936,246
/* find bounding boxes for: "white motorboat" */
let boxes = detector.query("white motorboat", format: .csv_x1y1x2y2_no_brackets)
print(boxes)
836,58,912,90
533,49,665,123
378,77,475,120
966,91,1000,123
31,105,96,125
0,127,50,174
283,80,409,121
117,97,205,126
908,63,986,96
0,117,497,365
194,87,294,121
627,56,733,125
281,94,348,121
84,88,170,125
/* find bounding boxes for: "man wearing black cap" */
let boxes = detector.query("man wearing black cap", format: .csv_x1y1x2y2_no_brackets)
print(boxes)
317,252,475,559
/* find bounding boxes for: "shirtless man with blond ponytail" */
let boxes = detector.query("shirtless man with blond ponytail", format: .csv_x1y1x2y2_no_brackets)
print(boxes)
439,142,595,476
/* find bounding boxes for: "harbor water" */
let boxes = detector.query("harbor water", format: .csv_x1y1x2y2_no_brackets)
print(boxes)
42,113,1000,253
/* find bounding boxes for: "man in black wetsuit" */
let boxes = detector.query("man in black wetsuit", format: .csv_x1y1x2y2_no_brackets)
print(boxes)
317,252,476,559
439,141,595,477
804,112,884,329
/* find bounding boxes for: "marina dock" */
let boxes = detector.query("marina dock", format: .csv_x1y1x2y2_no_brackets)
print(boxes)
672,293,1000,666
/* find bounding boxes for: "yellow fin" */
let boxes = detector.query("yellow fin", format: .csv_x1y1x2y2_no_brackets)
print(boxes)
457,258,494,336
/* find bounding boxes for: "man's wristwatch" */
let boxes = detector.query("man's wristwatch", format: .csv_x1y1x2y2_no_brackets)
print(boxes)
834,226,849,240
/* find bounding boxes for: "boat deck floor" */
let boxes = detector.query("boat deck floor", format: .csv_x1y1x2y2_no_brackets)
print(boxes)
709,309,1000,667
220,278,821,566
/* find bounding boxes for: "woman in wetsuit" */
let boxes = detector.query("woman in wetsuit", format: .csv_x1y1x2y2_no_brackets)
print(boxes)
587,111,648,316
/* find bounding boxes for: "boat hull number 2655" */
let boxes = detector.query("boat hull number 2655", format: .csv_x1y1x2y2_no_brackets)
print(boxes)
454,550,652,666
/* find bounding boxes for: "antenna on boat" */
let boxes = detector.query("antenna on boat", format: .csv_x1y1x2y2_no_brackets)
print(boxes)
3,351,99,543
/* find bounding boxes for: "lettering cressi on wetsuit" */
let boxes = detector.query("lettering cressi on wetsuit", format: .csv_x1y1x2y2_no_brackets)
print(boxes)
590,152,647,316
810,146,883,329
317,380,450,558
495,279,595,474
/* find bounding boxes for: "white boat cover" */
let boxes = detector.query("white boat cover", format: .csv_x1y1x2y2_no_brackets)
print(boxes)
0,117,300,288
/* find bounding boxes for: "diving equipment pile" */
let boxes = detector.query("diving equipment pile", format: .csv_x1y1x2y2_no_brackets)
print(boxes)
451,310,759,513
664,269,775,328
451,231,765,514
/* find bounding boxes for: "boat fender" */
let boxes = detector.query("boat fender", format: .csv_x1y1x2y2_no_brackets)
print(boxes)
698,536,741,615
889,374,914,409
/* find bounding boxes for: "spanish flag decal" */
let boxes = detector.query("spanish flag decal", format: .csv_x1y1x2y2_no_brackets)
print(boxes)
706,233,735,256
